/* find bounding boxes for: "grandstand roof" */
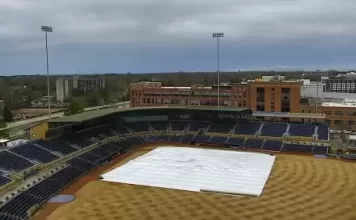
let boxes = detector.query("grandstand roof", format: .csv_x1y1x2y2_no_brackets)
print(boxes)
48,106,251,123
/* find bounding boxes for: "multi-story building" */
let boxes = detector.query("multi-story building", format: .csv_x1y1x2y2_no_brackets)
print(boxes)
130,80,301,113
324,72,356,93
72,75,105,91
55,78,72,103
56,76,105,102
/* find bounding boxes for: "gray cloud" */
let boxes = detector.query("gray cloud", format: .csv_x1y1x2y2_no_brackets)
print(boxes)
2,0,356,49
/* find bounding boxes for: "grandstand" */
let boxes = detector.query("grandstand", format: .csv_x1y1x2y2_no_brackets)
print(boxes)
0,106,353,220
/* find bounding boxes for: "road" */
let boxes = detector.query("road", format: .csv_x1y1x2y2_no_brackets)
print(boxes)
0,101,130,131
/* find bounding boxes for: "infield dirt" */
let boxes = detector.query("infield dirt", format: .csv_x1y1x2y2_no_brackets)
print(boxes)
35,146,356,220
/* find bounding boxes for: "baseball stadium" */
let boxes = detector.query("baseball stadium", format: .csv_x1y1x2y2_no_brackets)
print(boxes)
0,106,355,220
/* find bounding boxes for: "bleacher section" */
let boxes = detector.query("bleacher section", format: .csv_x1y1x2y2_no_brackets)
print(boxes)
170,121,186,131
188,122,210,132
150,122,168,132
288,124,315,137
35,140,77,155
318,125,329,140
234,121,261,135
244,139,264,150
126,122,150,133
261,122,287,137
9,143,59,164
262,140,282,151
0,151,34,172
208,122,235,134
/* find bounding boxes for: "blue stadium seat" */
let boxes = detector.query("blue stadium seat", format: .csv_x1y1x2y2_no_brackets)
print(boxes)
289,124,315,137
234,121,261,135
35,139,77,155
189,122,210,132
261,140,282,151
126,122,150,132
67,158,95,171
226,137,245,146
10,143,59,164
180,134,194,144
282,144,313,153
61,135,93,148
170,135,182,142
170,121,187,131
0,151,34,172
261,122,287,137
244,139,263,150
318,125,329,140
209,136,227,144
150,121,168,131
208,122,235,134
0,175,11,187
192,135,210,143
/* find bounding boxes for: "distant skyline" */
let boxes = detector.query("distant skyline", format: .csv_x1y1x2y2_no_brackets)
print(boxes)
2,0,356,75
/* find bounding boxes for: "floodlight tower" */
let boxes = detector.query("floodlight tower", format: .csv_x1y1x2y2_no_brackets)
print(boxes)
41,25,53,119
212,32,224,107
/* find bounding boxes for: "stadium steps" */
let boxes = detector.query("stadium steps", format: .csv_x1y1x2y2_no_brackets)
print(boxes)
148,123,155,132
168,122,172,132
280,143,285,151
184,123,191,133
205,124,212,133
313,126,319,139
285,124,291,137
256,123,264,136
230,122,239,135
125,126,134,134
261,139,267,148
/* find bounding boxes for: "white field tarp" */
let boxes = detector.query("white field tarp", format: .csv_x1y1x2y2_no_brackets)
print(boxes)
102,147,275,197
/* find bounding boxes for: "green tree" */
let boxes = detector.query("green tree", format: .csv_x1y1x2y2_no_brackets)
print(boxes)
64,98,85,116
3,106,13,122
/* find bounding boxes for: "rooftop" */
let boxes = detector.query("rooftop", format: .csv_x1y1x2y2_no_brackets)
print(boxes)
321,102,356,108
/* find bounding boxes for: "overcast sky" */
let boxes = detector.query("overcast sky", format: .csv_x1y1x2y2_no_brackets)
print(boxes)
2,0,356,75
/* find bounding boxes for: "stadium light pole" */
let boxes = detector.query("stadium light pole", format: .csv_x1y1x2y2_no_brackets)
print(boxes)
212,32,224,108
41,25,53,120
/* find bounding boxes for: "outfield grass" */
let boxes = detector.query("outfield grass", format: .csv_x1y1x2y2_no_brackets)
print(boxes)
37,146,356,220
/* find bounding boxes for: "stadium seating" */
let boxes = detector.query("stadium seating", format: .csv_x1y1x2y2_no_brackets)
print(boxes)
288,123,315,137
209,136,228,144
318,125,329,140
67,158,95,171
169,135,182,142
150,121,168,132
261,140,282,151
192,135,210,143
9,143,59,164
234,121,261,135
261,122,287,137
188,122,210,132
126,122,150,133
170,121,187,131
282,144,313,153
0,175,11,187
244,139,264,150
226,137,245,146
180,134,194,144
0,151,34,172
35,139,77,155
61,135,93,148
207,122,235,134
78,151,102,164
